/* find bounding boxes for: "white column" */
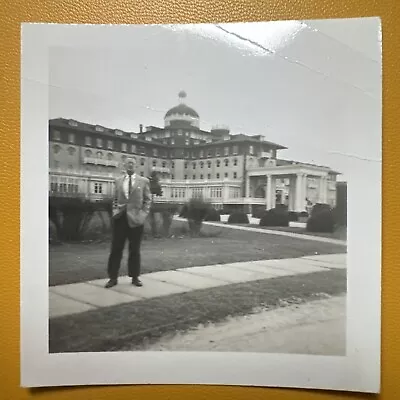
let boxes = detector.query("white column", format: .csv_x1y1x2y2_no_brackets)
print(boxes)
246,174,251,198
266,174,272,210
295,173,305,212
271,177,276,209
319,176,327,203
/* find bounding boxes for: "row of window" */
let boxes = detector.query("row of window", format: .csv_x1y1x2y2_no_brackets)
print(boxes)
52,130,255,158
185,159,238,169
183,172,238,180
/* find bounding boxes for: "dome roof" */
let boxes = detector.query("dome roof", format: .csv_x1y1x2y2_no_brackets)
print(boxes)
164,103,199,118
164,91,199,119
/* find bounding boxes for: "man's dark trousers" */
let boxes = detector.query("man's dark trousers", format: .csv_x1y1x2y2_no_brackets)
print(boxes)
107,211,144,280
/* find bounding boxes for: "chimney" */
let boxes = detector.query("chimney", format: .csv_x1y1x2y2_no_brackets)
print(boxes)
139,124,143,134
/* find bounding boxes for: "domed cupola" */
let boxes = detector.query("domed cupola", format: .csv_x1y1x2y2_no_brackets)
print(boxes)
164,91,200,129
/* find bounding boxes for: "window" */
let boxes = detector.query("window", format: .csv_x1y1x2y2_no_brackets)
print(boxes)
233,158,238,166
95,125,104,132
96,151,103,159
207,174,211,180
207,150,212,157
107,140,113,150
85,136,91,146
84,149,92,157
53,144,61,154
94,182,103,194
171,175,174,180
152,160,157,167
200,161,204,169
107,153,113,160
207,161,211,168
216,160,221,167
192,162,196,169
131,144,136,153
249,145,254,155
54,160,60,169
192,175,196,180
68,147,75,156
178,130,183,136
115,129,123,136
200,174,203,180
140,171,144,176
96,138,103,148
140,158,145,166
184,163,188,169
224,172,228,178
216,148,220,156
233,172,237,179
185,140,189,145
52,130,61,140
153,148,158,157
233,145,238,154
184,175,187,180
224,147,229,156
216,173,220,179
68,120,78,127
68,133,75,144
171,162,175,168
200,150,204,158
224,159,229,167
121,143,127,152
162,161,166,168
185,132,189,137
68,164,73,171
171,139,175,145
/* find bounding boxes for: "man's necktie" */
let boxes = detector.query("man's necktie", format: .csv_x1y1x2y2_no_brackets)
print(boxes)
128,175,132,196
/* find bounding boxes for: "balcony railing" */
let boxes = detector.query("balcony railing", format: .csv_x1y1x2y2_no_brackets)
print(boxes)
83,157,119,167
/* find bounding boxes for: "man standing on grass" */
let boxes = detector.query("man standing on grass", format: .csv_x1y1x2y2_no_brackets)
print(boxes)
105,157,152,288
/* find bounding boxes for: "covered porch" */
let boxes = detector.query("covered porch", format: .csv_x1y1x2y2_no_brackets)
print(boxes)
245,164,333,213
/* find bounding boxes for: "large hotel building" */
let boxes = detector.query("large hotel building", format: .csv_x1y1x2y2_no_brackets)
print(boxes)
49,91,339,213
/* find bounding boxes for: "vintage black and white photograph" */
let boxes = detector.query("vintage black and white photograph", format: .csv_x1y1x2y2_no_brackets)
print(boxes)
21,18,381,391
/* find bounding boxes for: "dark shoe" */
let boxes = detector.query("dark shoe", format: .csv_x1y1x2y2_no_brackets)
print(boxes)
131,278,143,287
105,279,118,288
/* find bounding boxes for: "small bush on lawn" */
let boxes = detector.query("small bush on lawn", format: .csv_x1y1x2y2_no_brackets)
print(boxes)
204,208,221,222
306,209,335,233
259,207,289,227
299,211,309,218
184,197,212,236
227,212,250,224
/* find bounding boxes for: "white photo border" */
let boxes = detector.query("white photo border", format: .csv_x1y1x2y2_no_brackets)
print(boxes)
20,19,382,392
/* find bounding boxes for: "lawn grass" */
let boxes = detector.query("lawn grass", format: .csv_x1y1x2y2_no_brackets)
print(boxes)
49,219,346,286
49,268,346,353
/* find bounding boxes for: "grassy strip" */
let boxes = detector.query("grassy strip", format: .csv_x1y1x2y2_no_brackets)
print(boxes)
49,220,346,286
49,268,346,353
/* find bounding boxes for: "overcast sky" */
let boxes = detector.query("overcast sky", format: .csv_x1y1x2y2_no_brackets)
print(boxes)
49,18,381,181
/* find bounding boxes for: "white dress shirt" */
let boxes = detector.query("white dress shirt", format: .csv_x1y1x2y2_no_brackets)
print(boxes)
122,173,136,198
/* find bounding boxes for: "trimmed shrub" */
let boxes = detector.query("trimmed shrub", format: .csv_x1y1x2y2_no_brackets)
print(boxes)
311,203,331,217
288,211,298,222
259,207,289,227
204,208,221,222
179,204,188,218
306,209,335,233
299,211,309,218
252,207,266,219
184,197,212,236
228,212,250,224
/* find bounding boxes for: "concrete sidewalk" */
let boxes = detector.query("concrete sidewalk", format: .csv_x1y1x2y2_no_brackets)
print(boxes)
141,294,346,355
49,253,346,319
173,216,346,246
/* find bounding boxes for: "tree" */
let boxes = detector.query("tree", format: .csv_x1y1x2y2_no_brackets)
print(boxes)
149,170,163,197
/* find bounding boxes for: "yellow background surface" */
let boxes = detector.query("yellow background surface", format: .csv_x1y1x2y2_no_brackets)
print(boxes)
0,0,392,399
